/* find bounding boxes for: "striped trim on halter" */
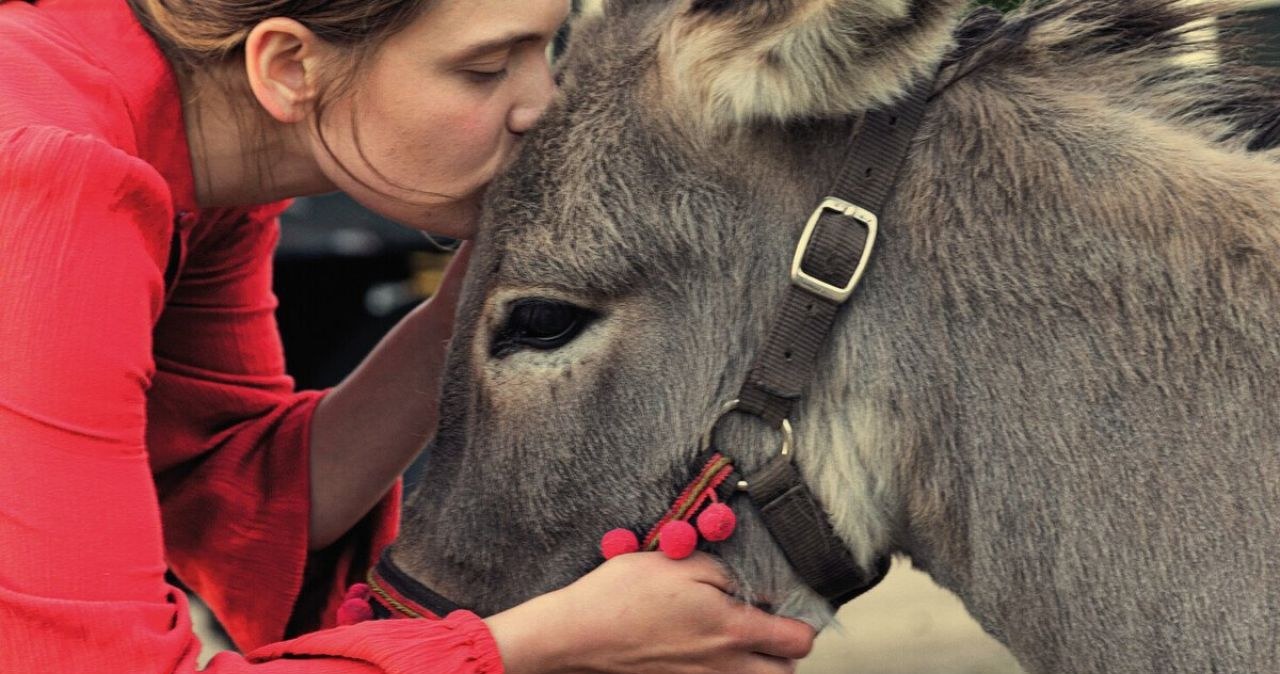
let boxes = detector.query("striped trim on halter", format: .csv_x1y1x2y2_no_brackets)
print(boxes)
365,552,460,621
641,453,737,552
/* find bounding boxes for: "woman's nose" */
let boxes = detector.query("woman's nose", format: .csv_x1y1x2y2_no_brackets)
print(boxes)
508,61,556,135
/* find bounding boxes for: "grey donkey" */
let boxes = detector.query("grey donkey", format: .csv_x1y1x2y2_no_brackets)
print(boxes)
391,0,1280,671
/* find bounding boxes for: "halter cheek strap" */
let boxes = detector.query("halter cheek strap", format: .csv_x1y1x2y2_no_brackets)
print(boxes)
722,6,1005,609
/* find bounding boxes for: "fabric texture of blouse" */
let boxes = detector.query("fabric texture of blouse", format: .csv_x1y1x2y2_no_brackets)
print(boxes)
0,1,502,672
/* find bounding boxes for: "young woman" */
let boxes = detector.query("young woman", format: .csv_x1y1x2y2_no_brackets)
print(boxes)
0,1,816,673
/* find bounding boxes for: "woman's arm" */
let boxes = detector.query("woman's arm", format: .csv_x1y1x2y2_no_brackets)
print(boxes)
307,245,471,551
252,553,814,674
0,126,497,674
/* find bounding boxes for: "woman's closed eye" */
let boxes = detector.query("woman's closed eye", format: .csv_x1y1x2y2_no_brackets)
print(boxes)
464,66,509,83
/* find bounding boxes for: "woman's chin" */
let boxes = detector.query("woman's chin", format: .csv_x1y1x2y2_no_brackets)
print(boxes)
391,197,482,240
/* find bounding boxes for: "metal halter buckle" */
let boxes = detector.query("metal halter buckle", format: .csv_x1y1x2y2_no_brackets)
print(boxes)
700,400,794,491
790,197,879,303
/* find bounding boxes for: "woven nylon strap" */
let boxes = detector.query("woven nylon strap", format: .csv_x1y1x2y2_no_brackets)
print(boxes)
733,52,943,610
745,455,892,605
738,72,936,425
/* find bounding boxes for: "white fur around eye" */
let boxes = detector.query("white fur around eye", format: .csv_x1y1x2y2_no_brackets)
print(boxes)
493,318,608,371
478,288,615,377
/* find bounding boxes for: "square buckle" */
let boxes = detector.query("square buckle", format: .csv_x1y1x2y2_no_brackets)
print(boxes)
789,197,878,303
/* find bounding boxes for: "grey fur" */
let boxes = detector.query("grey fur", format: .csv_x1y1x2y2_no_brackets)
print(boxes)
393,1,1280,671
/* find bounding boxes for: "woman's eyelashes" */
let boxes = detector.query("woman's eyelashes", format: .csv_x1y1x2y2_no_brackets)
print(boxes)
463,66,510,84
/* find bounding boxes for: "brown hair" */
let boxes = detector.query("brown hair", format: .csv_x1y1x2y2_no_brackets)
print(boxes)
125,0,438,199
125,0,431,71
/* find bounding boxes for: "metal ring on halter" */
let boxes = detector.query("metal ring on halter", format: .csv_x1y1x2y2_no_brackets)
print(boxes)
700,400,794,491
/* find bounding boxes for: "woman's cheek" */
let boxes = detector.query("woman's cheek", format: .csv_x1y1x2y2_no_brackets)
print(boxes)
441,103,511,174
454,97,508,151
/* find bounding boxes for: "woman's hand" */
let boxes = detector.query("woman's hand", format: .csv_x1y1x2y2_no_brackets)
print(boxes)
421,241,474,328
308,244,472,550
486,552,816,674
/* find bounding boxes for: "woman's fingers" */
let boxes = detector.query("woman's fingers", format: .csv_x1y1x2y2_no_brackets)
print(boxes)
433,241,472,303
676,552,739,594
731,604,817,661
656,551,816,660
745,654,801,674
723,653,800,674
540,550,816,674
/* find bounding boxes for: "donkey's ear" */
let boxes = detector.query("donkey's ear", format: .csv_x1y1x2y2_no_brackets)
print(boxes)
661,0,968,127
602,0,669,16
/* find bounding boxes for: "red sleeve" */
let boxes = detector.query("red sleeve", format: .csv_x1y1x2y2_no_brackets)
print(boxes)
0,127,498,674
244,612,504,674
143,163,400,648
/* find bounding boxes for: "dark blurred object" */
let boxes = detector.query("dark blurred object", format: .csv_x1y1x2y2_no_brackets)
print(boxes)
274,193,455,390
1244,3,1280,67
975,0,1025,12
553,0,583,59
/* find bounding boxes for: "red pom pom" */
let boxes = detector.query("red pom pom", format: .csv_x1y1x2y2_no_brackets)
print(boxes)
345,583,371,601
658,520,698,560
601,528,640,560
337,597,373,625
696,503,737,542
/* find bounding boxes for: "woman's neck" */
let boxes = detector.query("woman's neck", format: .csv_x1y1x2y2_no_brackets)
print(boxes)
179,69,335,208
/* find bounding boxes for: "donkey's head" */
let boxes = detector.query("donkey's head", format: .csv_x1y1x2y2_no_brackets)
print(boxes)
394,0,968,623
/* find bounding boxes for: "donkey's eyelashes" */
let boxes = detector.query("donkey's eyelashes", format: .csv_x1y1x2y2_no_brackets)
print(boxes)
490,299,598,358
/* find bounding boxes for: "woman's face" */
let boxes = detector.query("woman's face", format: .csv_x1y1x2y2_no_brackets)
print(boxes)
312,0,570,238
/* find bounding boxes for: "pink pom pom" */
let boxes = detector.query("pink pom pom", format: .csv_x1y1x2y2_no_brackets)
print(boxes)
345,583,371,601
337,597,373,625
658,520,698,560
696,503,737,542
601,528,640,560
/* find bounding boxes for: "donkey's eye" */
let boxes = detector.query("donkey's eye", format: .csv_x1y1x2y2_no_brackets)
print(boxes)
492,299,595,357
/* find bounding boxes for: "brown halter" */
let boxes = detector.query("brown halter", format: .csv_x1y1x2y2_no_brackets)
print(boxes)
370,5,1006,620
694,6,1007,610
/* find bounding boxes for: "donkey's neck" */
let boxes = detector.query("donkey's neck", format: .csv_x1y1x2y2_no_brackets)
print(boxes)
833,49,1280,672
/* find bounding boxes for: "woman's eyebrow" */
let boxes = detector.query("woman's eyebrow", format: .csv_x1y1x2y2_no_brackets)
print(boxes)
452,31,544,61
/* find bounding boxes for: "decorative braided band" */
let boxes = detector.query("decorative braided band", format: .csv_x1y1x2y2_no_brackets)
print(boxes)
641,453,737,551
366,552,460,621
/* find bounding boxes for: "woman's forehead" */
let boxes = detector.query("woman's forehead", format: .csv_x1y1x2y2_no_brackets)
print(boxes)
404,0,571,56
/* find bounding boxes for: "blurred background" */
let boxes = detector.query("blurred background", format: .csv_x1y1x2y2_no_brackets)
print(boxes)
192,0,1280,671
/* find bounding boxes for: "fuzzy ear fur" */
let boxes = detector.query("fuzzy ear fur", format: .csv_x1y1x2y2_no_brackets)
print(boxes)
661,0,969,128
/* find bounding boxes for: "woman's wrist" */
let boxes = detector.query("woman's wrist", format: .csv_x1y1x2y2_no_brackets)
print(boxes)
307,248,471,549
484,590,577,674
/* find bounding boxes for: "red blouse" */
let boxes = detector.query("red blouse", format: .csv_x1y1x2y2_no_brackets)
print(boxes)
0,1,501,672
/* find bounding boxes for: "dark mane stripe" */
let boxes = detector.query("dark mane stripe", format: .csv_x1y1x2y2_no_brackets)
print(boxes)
943,0,1280,152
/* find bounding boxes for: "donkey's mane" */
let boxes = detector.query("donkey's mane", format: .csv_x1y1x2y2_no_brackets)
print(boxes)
952,0,1280,153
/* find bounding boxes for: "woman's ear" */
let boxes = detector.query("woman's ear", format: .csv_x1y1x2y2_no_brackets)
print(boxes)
244,18,327,124
661,0,969,129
